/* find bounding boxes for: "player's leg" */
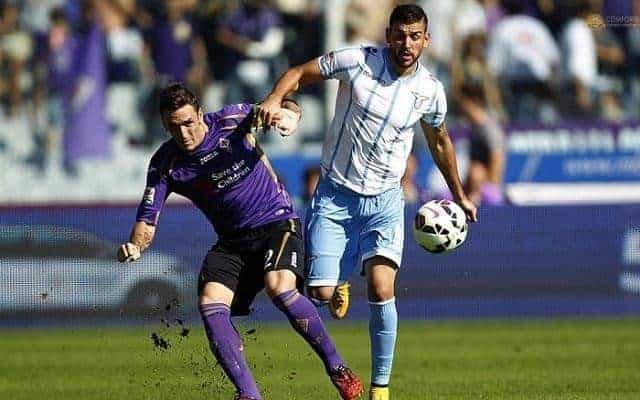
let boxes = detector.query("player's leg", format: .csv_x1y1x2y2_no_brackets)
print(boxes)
364,259,398,400
198,248,261,400
266,269,363,399
305,180,358,317
263,219,364,400
359,187,404,399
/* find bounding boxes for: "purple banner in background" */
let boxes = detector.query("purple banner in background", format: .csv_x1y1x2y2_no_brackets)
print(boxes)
63,25,110,168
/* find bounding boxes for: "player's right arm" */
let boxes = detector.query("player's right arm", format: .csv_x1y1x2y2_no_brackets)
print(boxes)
260,47,363,125
117,148,172,262
260,58,323,125
117,222,155,262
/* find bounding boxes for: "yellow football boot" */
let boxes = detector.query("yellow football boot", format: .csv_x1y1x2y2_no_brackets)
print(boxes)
329,281,351,319
369,386,389,400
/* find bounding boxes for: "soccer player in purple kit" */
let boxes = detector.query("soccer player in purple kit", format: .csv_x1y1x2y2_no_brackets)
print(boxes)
117,83,364,400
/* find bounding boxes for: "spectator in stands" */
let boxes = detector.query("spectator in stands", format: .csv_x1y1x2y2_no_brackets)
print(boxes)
534,0,570,37
0,2,34,117
276,0,322,71
196,1,233,111
480,0,505,32
452,32,506,205
139,0,207,146
345,0,393,45
593,10,626,121
18,0,65,34
214,0,284,104
487,0,560,123
96,0,148,140
418,0,457,88
30,7,71,169
559,0,599,119
627,0,640,114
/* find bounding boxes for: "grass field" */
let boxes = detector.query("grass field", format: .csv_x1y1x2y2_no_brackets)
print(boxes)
1,318,639,400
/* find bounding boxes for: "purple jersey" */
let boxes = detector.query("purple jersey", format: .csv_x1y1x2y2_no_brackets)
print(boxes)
136,103,297,237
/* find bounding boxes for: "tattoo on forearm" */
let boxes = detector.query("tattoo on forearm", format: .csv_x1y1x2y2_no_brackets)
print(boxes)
435,123,449,138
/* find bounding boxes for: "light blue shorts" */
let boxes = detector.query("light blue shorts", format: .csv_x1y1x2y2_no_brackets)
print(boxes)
305,178,405,287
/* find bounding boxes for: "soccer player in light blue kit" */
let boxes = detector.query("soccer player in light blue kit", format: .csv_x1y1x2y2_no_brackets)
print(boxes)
260,5,478,400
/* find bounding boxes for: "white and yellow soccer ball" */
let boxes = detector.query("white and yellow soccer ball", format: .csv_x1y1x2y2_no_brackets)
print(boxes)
413,199,468,253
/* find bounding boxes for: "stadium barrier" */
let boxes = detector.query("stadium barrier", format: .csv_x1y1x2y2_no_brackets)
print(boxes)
1,203,638,324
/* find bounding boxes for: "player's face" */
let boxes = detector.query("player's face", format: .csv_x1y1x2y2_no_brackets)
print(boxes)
386,20,429,72
162,104,206,152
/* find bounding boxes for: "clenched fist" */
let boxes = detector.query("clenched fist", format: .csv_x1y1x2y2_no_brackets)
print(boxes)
117,242,141,262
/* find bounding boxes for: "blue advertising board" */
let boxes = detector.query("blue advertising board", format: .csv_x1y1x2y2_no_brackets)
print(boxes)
504,120,640,183
1,203,639,322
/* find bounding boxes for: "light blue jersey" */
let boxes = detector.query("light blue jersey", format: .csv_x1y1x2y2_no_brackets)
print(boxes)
317,45,447,196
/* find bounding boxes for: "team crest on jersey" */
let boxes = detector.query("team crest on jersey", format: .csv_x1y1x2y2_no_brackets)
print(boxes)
412,92,429,110
218,137,231,153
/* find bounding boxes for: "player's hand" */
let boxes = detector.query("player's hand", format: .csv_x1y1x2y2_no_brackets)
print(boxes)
117,242,141,262
274,107,300,137
259,94,283,127
457,197,478,223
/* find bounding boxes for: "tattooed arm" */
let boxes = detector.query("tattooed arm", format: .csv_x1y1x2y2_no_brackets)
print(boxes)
117,221,156,262
421,120,478,222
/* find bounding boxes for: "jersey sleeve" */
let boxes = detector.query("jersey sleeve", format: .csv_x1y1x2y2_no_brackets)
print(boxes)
135,149,172,226
214,103,253,123
317,47,363,81
421,81,448,128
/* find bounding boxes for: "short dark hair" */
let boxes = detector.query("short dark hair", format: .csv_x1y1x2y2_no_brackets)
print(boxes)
389,4,428,31
158,83,200,117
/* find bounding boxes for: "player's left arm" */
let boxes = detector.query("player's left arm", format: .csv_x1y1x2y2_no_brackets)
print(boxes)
421,120,478,222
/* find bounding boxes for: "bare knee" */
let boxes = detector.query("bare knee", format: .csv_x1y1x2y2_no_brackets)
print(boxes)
307,286,335,302
264,270,298,299
367,282,394,302
365,257,397,302
198,282,234,306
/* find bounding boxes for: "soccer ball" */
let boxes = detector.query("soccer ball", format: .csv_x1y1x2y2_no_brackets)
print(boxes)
413,199,468,253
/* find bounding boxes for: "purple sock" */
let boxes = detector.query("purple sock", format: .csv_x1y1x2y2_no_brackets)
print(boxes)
272,289,344,372
199,303,261,399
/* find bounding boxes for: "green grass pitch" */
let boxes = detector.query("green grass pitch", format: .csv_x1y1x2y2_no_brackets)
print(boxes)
2,318,639,399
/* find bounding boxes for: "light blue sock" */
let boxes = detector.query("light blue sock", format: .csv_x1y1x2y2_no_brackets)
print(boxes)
369,298,398,386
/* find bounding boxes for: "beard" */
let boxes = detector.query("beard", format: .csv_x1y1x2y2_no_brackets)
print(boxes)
392,49,419,68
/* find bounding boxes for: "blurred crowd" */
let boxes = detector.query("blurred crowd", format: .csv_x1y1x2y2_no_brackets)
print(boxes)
0,0,639,203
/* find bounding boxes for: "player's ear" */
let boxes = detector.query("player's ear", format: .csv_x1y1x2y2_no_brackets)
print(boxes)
423,32,431,49
160,113,169,132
